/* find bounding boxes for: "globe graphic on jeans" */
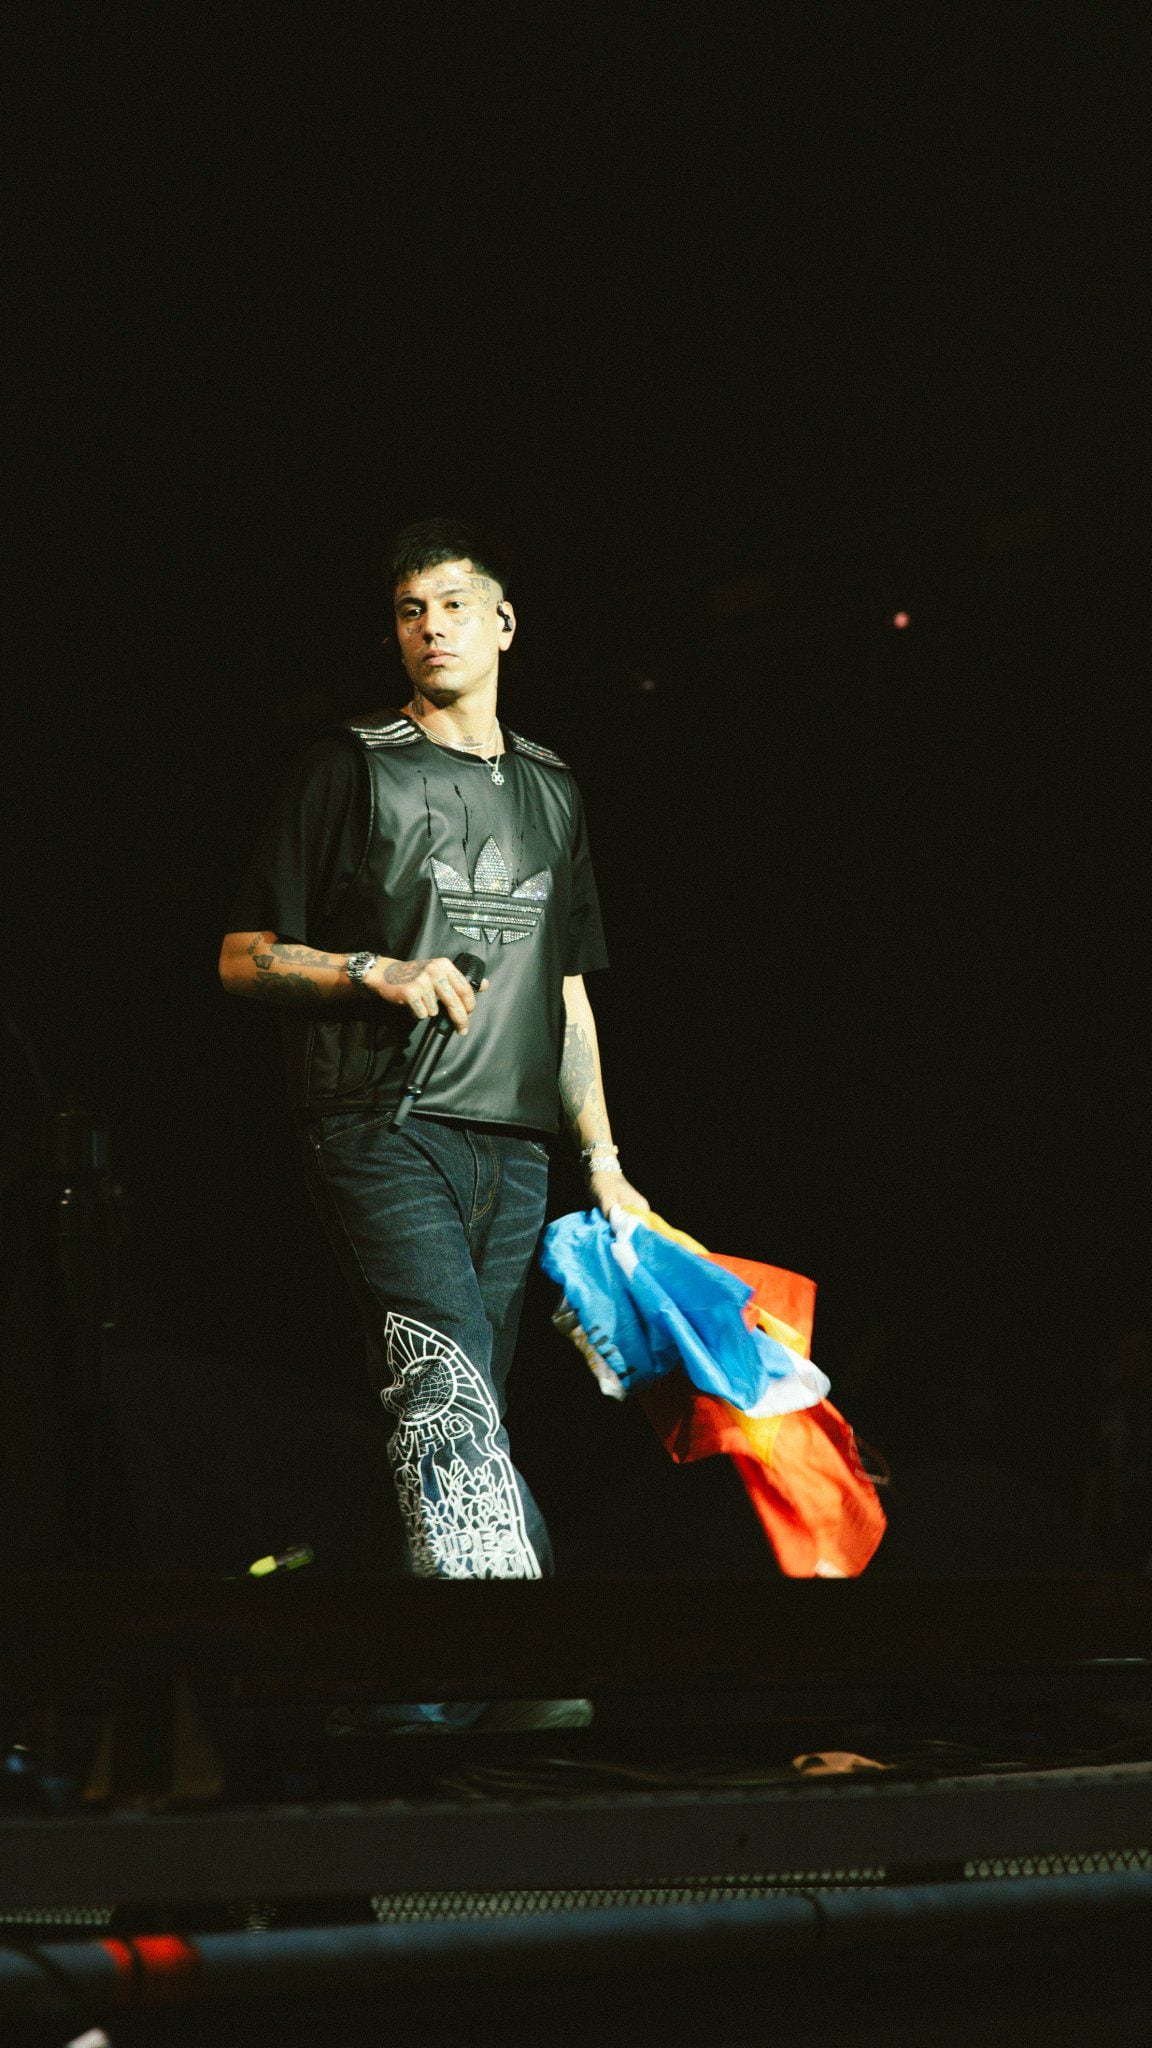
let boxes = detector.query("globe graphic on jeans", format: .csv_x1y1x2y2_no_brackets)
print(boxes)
383,1355,457,1424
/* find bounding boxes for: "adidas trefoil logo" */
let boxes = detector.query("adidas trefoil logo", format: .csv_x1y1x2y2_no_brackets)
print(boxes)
431,837,552,945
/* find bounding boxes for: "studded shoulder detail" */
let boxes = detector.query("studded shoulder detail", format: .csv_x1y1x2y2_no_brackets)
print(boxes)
505,729,572,772
345,715,422,750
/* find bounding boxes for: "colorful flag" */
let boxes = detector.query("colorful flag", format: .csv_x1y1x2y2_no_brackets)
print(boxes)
541,1208,885,1578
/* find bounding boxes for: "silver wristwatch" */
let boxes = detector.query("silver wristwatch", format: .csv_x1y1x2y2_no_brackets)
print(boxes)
345,950,377,989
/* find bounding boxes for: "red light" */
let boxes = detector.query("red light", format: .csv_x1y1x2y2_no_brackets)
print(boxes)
101,1935,200,2007
892,611,910,630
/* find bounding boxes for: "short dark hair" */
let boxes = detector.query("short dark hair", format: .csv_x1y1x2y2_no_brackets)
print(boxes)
387,517,511,600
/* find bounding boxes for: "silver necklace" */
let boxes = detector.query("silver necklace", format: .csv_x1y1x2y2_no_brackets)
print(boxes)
408,709,505,786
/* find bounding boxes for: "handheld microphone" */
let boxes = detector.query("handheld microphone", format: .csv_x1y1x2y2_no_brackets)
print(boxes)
388,952,486,1130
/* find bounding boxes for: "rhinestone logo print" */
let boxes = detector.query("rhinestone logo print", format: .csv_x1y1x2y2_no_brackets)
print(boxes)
430,837,551,945
380,1312,543,1579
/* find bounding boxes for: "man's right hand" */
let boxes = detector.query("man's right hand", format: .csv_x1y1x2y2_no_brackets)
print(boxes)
218,934,489,1021
367,956,488,1034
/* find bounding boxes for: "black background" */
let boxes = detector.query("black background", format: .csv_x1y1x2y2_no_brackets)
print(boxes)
5,2,1149,1572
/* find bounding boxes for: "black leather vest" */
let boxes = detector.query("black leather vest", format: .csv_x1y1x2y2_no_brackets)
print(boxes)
283,716,601,1127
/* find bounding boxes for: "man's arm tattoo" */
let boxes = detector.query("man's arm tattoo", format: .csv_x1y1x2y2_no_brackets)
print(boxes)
559,1018,602,1131
243,933,339,1005
246,970,320,1007
383,961,423,985
268,942,342,970
246,935,342,971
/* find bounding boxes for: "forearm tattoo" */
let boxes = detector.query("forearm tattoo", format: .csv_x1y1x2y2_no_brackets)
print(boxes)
260,940,343,970
245,971,321,1006
243,933,338,1007
560,1017,606,1136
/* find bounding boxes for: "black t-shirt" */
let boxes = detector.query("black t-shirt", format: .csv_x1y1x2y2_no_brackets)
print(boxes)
228,714,608,1129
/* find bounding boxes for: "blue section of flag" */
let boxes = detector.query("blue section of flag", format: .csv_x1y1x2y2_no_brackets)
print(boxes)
541,1211,804,1410
539,1211,652,1388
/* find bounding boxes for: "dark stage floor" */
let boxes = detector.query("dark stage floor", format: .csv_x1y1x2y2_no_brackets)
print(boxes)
4,1575,1152,2042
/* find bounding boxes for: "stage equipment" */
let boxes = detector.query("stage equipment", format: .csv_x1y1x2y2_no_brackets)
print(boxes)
246,1545,314,1580
42,1101,126,1341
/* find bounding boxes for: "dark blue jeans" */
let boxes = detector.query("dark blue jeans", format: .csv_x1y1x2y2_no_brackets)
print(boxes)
302,1111,553,1580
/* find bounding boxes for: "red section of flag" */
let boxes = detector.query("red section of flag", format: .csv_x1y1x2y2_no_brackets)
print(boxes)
637,1374,885,1578
706,1250,817,1350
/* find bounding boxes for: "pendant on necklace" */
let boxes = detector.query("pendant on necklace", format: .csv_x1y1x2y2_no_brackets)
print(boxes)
490,761,505,787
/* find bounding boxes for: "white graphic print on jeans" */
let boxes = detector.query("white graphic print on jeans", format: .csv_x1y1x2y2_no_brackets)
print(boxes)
380,1311,543,1579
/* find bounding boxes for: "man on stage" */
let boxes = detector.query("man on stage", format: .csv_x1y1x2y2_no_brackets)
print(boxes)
220,519,645,1610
